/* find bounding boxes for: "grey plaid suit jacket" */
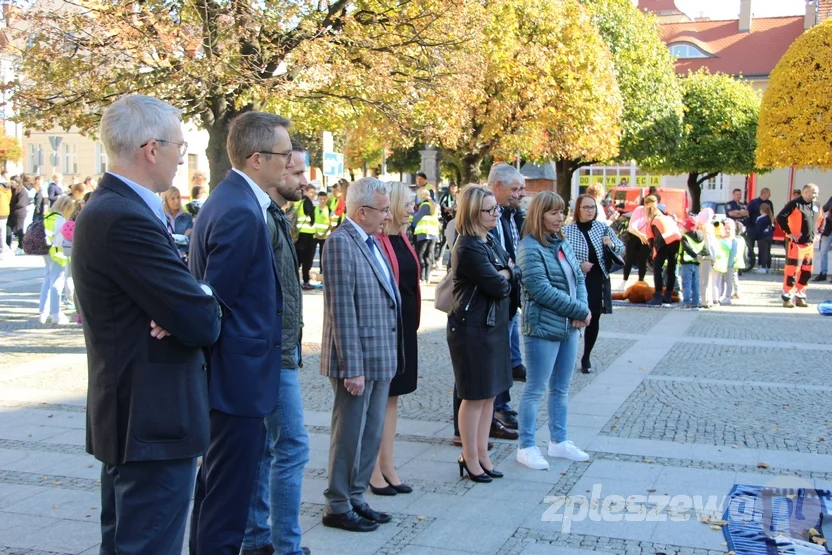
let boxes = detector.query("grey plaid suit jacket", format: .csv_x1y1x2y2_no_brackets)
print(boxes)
320,220,404,381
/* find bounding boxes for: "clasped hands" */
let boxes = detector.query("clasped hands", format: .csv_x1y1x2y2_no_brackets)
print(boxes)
571,312,592,329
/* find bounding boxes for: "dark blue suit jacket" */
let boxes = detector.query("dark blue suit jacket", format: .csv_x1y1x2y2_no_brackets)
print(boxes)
189,170,283,417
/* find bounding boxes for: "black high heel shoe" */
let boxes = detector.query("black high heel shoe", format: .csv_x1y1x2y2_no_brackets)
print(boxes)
479,462,503,478
457,455,492,483
383,474,413,494
369,481,398,496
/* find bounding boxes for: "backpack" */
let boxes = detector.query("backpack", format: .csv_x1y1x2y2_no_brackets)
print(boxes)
22,213,56,255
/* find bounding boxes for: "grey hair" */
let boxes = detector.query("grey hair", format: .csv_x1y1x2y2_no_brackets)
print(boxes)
227,112,291,168
99,95,182,165
346,177,390,215
487,163,524,190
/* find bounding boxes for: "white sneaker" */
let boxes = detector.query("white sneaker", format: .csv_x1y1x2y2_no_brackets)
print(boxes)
49,313,70,325
38,313,49,324
548,440,589,462
517,446,549,470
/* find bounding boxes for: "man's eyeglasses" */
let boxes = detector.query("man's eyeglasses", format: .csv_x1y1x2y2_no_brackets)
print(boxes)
481,206,500,216
139,139,188,157
246,149,293,160
362,205,391,214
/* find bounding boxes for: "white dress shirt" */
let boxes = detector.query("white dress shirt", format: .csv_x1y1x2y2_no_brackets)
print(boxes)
108,172,166,225
232,168,270,223
345,217,394,290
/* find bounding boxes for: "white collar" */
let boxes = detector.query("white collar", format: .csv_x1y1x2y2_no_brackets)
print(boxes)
232,168,271,212
107,171,165,224
345,216,369,242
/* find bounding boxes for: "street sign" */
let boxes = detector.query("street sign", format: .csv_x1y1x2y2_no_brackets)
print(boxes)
48,136,63,151
322,152,343,177
50,153,59,167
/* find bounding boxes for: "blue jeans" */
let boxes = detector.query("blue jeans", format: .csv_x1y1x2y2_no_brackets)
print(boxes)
819,234,832,275
242,368,309,554
518,330,580,448
39,255,65,316
680,264,700,306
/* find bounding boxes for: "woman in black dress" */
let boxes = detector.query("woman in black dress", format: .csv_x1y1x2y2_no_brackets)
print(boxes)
448,185,514,483
370,181,421,495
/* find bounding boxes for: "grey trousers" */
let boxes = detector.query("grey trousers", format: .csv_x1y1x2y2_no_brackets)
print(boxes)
323,377,391,515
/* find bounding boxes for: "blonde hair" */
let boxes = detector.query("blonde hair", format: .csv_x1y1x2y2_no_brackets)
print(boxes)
643,195,660,221
49,195,76,219
160,186,181,215
525,191,566,246
383,181,411,236
416,186,437,215
456,185,495,238
586,183,604,200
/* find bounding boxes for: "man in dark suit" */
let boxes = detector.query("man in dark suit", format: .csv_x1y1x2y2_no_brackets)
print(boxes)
321,177,404,533
72,95,222,555
188,111,290,555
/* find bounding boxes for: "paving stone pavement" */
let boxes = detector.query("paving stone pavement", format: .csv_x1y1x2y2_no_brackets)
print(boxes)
1,255,831,554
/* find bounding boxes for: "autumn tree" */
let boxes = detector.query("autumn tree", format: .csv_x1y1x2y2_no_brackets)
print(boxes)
6,0,480,185
756,18,832,169
434,0,621,202
653,70,760,212
0,132,22,165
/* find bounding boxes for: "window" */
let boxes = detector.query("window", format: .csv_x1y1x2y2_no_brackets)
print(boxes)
95,142,108,174
27,144,42,174
668,43,711,59
188,153,198,171
61,143,77,175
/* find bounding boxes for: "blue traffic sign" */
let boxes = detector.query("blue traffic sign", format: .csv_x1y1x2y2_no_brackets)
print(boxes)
323,152,343,177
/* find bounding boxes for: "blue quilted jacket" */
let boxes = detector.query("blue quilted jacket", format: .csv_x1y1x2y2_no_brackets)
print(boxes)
517,234,590,342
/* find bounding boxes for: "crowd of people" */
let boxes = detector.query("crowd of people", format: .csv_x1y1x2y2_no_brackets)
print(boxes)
6,92,831,555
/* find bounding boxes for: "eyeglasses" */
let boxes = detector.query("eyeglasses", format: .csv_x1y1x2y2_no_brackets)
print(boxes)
580,205,598,211
246,149,293,160
362,205,391,214
139,139,188,157
481,206,500,216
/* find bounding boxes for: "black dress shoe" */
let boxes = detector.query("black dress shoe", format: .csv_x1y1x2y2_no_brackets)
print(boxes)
512,364,527,382
580,361,592,374
241,546,275,555
489,421,519,440
495,410,518,430
322,510,379,532
351,501,392,523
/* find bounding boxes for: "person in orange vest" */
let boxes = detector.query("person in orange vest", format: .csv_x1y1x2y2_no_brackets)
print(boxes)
776,183,820,308
643,195,682,306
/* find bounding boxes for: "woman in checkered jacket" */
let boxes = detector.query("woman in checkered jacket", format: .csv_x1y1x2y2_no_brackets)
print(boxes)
563,194,625,374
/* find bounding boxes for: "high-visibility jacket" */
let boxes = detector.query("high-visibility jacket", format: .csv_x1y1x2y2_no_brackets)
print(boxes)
413,201,440,238
713,238,747,273
678,233,705,264
314,206,331,238
295,199,316,235
43,211,68,266
326,196,343,226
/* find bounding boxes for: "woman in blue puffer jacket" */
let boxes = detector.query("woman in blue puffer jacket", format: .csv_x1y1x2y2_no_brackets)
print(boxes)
515,191,591,471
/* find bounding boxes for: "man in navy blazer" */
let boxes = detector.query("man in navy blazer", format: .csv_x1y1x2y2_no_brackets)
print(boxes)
188,112,290,555
73,95,222,555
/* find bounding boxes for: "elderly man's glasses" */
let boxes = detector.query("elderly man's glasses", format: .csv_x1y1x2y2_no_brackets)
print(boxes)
139,139,188,157
362,205,391,214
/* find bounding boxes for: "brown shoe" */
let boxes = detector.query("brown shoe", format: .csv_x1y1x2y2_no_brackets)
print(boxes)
452,436,493,450
782,295,795,308
795,296,808,308
489,421,519,440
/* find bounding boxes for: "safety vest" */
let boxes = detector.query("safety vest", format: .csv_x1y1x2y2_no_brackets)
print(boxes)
713,239,747,273
295,200,316,235
678,234,705,264
326,196,343,226
314,206,331,238
414,201,441,237
651,215,682,244
43,211,67,266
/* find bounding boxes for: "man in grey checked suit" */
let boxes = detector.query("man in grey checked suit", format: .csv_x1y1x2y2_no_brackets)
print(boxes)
320,177,404,533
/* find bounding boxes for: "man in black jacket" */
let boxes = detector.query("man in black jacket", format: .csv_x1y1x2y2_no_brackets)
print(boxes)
73,95,222,555
776,184,819,308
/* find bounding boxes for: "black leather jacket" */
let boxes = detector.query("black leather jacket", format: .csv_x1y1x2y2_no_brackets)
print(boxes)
450,235,515,327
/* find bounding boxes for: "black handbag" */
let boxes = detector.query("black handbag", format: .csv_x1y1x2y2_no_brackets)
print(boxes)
604,244,625,273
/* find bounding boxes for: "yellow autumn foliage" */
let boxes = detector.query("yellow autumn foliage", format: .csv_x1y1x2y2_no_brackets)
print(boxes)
756,18,832,169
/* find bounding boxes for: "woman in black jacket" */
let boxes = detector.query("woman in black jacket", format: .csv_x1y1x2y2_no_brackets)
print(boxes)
447,185,515,483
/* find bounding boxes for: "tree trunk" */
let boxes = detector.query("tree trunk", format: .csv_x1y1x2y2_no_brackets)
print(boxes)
554,159,576,212
687,172,702,213
454,166,462,186
460,153,484,184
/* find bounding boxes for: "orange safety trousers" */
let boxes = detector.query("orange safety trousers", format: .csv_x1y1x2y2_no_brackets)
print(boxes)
783,241,813,296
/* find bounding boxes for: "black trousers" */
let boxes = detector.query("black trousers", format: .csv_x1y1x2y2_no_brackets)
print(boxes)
189,410,267,555
757,238,772,269
315,238,326,273
653,242,679,300
416,238,437,282
100,457,197,555
294,233,316,283
623,235,649,281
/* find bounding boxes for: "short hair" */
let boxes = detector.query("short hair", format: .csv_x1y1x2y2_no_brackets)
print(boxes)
416,171,427,179
191,171,207,183
304,184,317,192
50,195,75,219
346,177,389,215
803,183,818,192
384,181,411,235
317,191,327,197
732,188,742,194
291,138,304,152
226,111,291,169
487,163,523,190
792,188,801,196
760,187,770,195
51,172,63,182
525,191,566,246
100,96,182,165
586,183,604,199
456,185,495,238
574,194,598,223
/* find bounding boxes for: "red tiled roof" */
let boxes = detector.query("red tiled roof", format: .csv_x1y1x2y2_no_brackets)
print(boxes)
660,16,805,77
638,0,684,15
